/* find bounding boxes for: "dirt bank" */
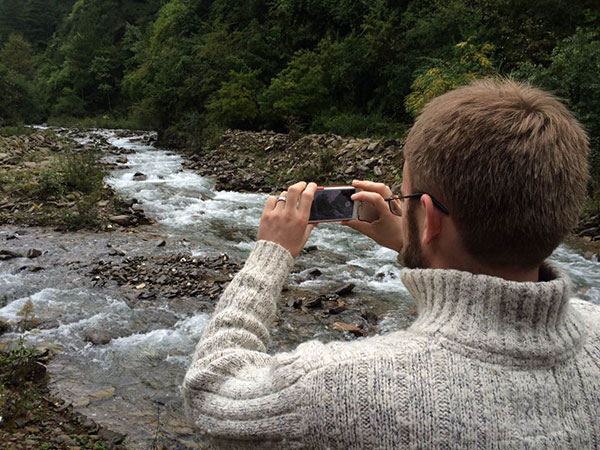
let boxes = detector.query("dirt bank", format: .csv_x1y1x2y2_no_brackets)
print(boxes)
177,129,405,193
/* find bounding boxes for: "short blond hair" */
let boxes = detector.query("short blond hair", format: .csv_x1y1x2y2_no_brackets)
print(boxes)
404,79,589,268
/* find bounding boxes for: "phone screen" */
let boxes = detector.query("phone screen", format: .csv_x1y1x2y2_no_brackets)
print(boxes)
309,187,356,222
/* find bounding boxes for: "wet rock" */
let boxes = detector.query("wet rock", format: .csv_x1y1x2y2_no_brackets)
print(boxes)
157,239,166,247
308,268,322,277
109,215,133,227
116,156,128,164
27,248,42,258
0,249,23,260
132,172,147,181
89,387,116,401
98,428,126,445
302,295,323,309
83,330,112,345
335,283,355,296
138,291,156,300
0,319,10,334
54,434,76,446
333,321,364,337
14,417,29,428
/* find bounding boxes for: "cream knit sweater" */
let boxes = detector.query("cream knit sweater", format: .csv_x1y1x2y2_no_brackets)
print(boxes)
183,240,600,449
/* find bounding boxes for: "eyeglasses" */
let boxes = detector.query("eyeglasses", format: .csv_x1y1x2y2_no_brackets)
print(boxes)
384,192,450,217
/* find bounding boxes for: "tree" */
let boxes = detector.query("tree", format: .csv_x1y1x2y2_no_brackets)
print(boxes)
0,34,35,78
207,70,263,129
260,50,329,128
405,41,496,117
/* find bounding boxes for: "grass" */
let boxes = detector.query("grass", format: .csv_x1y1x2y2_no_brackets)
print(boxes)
0,126,34,137
0,130,118,230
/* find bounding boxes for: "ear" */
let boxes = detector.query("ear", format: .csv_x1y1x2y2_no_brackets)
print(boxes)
420,194,442,245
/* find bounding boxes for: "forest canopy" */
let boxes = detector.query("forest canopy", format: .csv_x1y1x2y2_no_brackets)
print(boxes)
0,0,599,198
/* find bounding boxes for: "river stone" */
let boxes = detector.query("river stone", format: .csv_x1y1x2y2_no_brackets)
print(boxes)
109,215,133,226
98,428,126,445
0,249,23,260
335,283,355,296
54,434,76,445
83,330,111,345
333,321,364,336
132,172,147,181
26,248,42,258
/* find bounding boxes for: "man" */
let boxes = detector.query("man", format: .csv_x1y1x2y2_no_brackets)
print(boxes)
183,79,600,449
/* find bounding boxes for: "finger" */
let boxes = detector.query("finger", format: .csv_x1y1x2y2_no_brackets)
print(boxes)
275,191,287,210
263,195,278,213
298,182,317,217
301,223,315,248
351,191,391,215
285,181,307,210
352,180,393,197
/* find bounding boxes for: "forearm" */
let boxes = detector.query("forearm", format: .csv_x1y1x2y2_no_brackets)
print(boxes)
185,240,293,386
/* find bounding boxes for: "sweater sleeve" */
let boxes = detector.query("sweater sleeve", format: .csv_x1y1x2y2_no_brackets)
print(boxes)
182,240,307,449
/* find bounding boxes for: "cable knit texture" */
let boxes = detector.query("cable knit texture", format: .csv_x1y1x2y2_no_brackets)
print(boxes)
183,240,600,449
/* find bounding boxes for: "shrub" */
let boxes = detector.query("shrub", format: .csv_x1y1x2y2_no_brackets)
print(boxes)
60,150,106,194
61,194,103,230
34,168,64,200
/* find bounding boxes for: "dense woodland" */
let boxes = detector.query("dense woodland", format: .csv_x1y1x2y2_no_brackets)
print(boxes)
0,0,599,202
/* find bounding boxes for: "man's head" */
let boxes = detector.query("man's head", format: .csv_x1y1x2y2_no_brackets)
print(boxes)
402,79,589,271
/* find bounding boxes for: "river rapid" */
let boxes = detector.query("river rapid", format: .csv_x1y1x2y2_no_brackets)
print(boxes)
1,129,599,448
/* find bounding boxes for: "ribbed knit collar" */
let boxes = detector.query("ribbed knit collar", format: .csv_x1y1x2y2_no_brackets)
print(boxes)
400,263,586,368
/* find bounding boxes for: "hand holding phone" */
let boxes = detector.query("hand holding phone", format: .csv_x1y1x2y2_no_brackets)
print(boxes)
340,180,404,253
257,181,317,257
308,186,380,223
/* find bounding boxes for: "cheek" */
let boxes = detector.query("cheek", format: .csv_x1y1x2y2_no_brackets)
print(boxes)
401,216,410,241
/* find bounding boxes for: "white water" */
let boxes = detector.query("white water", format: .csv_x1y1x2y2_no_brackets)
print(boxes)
1,129,599,448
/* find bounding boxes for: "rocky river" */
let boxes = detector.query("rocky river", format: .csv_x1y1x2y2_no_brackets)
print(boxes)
1,129,599,448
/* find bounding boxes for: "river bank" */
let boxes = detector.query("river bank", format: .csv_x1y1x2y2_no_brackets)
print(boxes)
173,129,404,192
0,128,153,231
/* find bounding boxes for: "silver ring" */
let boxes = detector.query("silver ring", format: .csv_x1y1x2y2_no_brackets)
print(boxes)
277,196,287,202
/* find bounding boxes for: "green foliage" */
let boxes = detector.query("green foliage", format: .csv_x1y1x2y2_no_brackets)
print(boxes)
60,150,106,195
0,34,35,78
60,194,102,230
260,50,329,128
0,63,40,125
0,125,33,136
405,41,497,117
207,70,263,128
50,88,86,117
311,110,403,138
34,168,65,200
512,27,600,203
0,0,597,155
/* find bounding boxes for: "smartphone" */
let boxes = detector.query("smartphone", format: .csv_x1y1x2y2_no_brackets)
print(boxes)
309,186,357,223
